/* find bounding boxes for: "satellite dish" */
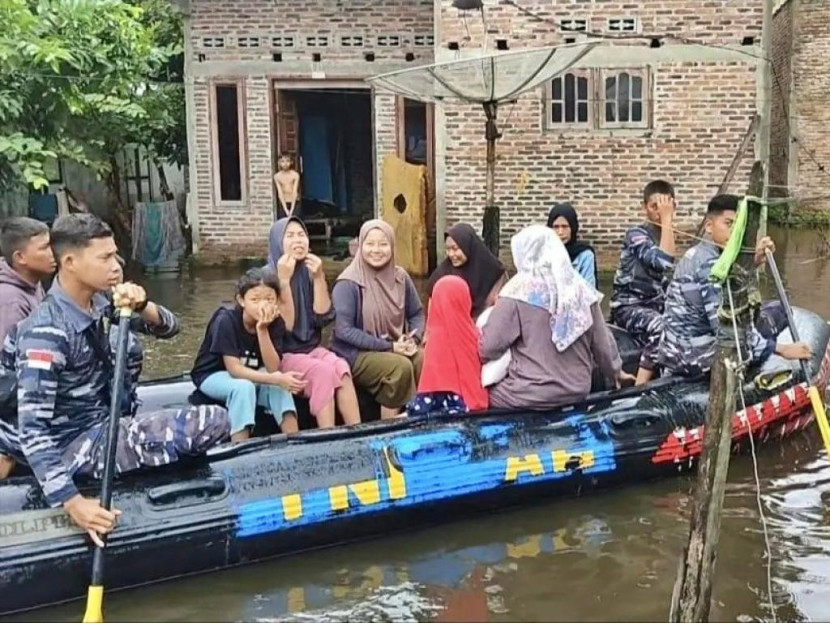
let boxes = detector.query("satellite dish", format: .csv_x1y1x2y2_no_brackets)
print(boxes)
452,0,484,9
368,42,597,252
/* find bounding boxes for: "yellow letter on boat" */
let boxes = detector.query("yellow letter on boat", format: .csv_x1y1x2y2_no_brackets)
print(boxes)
504,454,544,482
552,450,595,472
281,493,303,521
383,446,407,500
329,480,382,511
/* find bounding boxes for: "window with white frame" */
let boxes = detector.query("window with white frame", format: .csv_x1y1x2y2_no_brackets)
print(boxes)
546,68,650,131
550,71,591,126
601,69,647,128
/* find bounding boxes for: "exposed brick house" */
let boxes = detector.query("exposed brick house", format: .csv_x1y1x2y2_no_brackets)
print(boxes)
771,0,830,212
179,0,766,268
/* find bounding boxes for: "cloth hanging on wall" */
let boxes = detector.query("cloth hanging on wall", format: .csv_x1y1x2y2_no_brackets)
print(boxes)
132,200,185,269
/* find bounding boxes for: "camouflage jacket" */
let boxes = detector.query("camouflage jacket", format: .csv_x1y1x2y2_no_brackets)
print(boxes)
657,241,773,376
16,280,178,506
610,223,675,317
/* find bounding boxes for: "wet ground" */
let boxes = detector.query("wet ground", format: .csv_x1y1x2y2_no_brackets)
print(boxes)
13,226,830,622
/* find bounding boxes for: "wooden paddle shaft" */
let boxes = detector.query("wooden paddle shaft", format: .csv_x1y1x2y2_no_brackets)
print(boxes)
89,308,132,586
764,249,811,382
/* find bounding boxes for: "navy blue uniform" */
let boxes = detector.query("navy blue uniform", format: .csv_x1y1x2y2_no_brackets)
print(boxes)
610,223,675,370
13,281,229,507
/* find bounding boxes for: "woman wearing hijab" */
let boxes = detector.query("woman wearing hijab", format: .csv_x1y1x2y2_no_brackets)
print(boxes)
413,275,488,413
547,203,598,289
479,225,629,409
331,220,425,419
268,217,361,428
426,223,507,318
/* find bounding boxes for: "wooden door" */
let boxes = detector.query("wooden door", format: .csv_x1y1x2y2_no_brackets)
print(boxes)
275,89,300,171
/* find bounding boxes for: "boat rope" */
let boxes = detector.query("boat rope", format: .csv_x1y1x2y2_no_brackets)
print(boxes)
726,279,778,623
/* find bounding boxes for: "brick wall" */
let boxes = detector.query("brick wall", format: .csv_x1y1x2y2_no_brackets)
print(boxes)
787,0,830,211
438,0,763,259
188,0,434,254
770,0,793,196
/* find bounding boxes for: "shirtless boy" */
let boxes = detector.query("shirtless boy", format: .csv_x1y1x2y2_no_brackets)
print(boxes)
273,154,300,219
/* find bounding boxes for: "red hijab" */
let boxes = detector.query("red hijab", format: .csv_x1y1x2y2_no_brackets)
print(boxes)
418,275,488,411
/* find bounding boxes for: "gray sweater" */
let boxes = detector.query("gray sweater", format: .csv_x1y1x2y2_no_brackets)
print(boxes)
330,277,425,366
480,299,621,409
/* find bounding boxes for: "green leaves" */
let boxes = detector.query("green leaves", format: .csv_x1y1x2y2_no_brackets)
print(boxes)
0,0,185,193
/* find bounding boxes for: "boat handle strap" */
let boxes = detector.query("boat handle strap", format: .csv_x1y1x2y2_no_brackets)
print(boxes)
147,477,227,505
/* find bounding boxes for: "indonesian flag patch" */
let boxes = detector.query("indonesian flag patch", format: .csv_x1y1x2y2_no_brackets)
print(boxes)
26,349,54,371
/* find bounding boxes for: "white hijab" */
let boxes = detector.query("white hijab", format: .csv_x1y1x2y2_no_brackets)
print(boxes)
499,225,601,351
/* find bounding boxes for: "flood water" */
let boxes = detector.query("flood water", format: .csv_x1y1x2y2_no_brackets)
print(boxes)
13,226,830,622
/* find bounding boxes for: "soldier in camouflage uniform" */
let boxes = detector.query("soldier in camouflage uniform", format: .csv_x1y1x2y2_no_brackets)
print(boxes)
657,194,811,377
0,268,184,476
7,214,229,544
610,180,677,384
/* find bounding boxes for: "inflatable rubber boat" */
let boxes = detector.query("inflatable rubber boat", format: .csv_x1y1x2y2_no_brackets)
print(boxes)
1,307,828,615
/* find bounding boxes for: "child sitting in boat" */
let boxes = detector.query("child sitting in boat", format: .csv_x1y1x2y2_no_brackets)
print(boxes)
426,222,507,319
609,180,677,385
331,220,425,420
191,268,305,441
408,275,488,415
267,217,361,428
658,194,812,377
480,225,631,409
547,202,598,289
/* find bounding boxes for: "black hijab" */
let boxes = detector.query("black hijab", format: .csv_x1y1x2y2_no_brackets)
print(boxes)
267,216,315,344
547,202,597,285
546,203,595,260
427,222,505,316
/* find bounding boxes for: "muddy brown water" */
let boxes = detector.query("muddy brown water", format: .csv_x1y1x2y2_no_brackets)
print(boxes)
11,226,830,622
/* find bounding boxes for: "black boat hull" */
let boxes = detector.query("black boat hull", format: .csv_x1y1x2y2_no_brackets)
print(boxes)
1,307,829,615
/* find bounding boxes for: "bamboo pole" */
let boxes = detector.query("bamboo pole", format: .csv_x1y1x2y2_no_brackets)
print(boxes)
669,161,766,623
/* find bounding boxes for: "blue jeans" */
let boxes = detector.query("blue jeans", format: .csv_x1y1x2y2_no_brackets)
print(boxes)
199,371,295,435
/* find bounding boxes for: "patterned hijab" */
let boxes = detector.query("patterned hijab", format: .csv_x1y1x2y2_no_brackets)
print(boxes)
336,220,407,339
499,225,600,351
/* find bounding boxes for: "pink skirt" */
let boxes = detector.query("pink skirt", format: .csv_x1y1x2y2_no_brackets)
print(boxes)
280,347,351,417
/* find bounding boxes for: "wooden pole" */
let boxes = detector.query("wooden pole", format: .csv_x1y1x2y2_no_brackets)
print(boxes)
670,161,766,623
481,101,501,254
757,0,774,238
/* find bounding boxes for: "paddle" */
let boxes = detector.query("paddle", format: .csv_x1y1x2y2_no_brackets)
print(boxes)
82,306,132,623
764,249,830,461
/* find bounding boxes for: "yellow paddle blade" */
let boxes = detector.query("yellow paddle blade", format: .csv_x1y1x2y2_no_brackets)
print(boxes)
82,585,103,623
807,385,830,462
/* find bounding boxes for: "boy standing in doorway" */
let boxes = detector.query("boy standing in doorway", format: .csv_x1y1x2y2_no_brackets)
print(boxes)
273,153,300,220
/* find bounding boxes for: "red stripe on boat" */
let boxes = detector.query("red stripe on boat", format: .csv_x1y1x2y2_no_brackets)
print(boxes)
651,382,812,465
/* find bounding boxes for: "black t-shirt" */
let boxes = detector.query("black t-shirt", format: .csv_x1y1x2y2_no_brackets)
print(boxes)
191,306,286,387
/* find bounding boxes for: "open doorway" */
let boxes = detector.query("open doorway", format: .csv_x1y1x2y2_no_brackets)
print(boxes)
273,87,373,249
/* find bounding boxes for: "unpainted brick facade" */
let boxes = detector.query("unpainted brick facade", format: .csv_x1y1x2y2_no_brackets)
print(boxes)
186,0,434,257
437,0,762,262
186,0,764,264
771,0,830,213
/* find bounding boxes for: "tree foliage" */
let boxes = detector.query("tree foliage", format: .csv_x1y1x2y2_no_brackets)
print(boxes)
0,0,185,193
